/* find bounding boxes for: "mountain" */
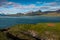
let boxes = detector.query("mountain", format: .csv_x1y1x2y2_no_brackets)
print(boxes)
25,10,42,16
0,14,6,16
56,10,60,13
6,13,24,16
0,13,24,16
42,9,60,14
0,9,60,16
25,9,60,16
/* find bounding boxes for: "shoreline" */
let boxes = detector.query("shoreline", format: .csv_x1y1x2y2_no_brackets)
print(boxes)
0,16,60,18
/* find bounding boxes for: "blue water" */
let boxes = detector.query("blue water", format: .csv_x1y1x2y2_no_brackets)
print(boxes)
0,16,60,29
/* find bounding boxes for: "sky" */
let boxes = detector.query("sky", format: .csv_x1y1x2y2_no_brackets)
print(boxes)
0,0,60,14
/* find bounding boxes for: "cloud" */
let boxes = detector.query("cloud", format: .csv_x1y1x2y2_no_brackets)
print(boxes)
0,0,7,2
0,2,41,14
0,2,16,8
18,4,37,9
36,1,42,4
0,0,7,6
48,6,60,11
0,1,59,9
11,3,36,9
39,6,50,9
45,2,58,6
6,2,14,5
0,2,37,9
7,2,40,9
0,1,60,14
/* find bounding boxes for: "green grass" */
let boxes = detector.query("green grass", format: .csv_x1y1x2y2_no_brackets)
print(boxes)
0,23,60,40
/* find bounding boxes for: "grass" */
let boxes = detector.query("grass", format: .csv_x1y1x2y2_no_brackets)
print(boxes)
0,23,60,40
0,32,8,40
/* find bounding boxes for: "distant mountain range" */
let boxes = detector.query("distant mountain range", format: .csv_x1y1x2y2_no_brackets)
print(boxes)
0,14,6,16
0,9,60,16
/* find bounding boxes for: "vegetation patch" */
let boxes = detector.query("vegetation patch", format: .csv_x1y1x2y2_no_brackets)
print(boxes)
0,23,60,40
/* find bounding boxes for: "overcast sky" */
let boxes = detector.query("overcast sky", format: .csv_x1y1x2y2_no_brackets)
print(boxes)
0,0,60,14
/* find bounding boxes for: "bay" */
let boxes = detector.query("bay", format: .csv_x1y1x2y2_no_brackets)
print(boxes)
0,16,60,29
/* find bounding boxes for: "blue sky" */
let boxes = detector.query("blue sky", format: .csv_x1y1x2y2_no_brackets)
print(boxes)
0,0,60,14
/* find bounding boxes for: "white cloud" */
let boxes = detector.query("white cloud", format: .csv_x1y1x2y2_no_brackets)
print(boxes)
45,2,57,6
0,1,60,14
0,2,41,14
6,2,14,5
0,2,38,9
40,6,50,9
36,1,42,4
11,3,40,9
2,1,41,9
0,2,58,9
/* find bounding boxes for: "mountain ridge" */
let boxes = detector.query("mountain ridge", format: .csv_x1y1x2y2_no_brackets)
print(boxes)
0,9,60,16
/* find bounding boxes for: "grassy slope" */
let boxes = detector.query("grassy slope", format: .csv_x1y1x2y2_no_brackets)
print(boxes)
0,23,60,40
0,32,8,40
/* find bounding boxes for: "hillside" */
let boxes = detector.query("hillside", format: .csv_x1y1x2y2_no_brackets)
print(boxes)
0,23,60,40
